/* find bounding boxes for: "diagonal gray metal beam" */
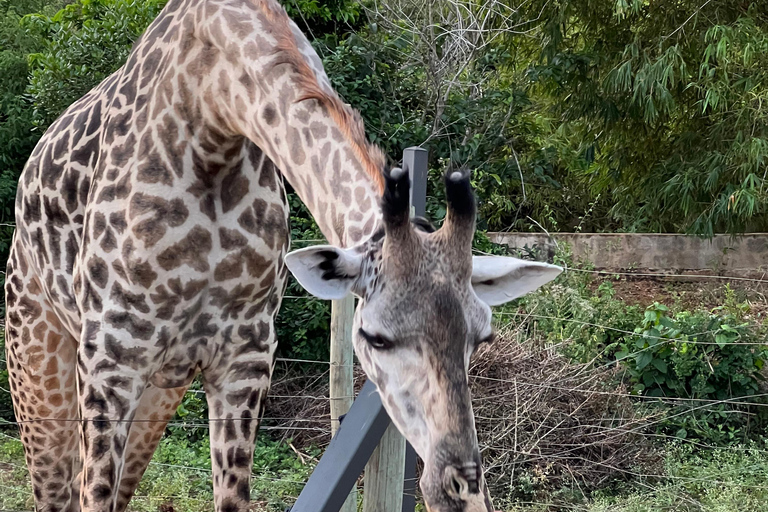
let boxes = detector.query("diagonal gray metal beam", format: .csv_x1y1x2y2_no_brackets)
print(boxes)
290,380,391,512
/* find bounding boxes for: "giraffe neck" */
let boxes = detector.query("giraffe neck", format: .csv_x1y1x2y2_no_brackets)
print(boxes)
171,0,385,247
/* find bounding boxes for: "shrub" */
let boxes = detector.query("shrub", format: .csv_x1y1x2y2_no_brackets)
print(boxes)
508,247,768,445
616,303,767,400
615,302,768,444
23,0,168,128
275,192,330,362
515,268,644,365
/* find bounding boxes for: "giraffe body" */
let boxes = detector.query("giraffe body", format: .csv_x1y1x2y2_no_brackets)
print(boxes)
6,1,562,511
6,0,381,510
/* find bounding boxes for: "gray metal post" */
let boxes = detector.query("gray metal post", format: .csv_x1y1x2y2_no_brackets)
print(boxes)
404,147,428,218
291,381,391,512
402,146,428,512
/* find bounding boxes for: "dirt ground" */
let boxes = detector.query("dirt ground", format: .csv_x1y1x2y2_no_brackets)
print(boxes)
588,270,768,325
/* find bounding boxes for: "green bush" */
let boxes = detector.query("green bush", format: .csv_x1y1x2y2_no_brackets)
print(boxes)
508,247,768,445
274,193,331,362
616,303,767,400
615,302,768,444
24,0,168,128
515,265,644,365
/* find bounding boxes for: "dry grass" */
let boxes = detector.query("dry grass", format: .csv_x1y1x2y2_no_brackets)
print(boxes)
469,324,659,498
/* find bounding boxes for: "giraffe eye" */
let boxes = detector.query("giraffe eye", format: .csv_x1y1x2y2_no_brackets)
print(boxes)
358,328,394,350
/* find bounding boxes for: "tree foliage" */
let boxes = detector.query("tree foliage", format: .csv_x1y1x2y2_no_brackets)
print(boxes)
24,0,168,127
3,0,766,244
520,0,768,235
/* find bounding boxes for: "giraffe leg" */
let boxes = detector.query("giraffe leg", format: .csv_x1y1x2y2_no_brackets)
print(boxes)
5,247,81,512
204,379,269,512
76,331,158,512
202,331,274,512
114,383,189,512
77,373,145,512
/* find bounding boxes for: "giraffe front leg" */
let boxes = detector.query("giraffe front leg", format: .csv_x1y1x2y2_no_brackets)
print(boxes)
77,341,154,512
202,340,273,512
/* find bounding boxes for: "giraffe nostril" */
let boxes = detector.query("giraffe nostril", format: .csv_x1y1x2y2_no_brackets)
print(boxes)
450,474,462,495
443,466,469,499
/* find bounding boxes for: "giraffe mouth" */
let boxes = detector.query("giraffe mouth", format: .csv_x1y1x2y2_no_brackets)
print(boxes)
419,457,494,512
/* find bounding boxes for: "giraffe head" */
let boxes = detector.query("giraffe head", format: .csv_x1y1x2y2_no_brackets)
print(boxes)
285,168,562,511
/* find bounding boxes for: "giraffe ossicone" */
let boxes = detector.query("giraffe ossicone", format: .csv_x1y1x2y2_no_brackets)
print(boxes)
4,0,561,511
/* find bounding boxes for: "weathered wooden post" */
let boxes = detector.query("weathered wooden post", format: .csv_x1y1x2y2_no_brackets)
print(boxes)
363,147,427,512
330,295,357,512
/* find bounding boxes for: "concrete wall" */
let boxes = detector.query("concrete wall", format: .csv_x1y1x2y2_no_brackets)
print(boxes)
487,233,768,271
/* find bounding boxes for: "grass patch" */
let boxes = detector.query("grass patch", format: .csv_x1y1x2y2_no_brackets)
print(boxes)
0,431,317,512
0,434,33,511
496,442,768,511
586,442,768,512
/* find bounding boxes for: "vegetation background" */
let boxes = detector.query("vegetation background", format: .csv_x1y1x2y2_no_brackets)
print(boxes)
0,0,767,510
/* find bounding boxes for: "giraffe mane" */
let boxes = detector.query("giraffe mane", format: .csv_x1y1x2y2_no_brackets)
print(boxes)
262,0,387,194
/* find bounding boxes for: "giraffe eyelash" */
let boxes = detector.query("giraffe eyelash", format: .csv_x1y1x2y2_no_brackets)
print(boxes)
358,328,395,350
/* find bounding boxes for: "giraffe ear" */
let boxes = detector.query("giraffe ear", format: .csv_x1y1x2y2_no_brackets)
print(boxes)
471,256,562,306
285,246,363,300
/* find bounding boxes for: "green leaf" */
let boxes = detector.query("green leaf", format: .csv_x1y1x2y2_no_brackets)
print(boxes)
645,328,661,340
659,316,677,329
636,351,653,370
652,358,668,373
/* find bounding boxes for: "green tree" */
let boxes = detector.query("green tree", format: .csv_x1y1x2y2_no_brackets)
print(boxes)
0,0,68,260
520,0,768,235
24,0,168,128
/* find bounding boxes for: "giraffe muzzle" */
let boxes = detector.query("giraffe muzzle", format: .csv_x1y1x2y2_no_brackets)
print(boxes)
421,451,494,512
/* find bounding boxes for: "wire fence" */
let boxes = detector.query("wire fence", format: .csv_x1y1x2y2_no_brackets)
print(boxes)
0,263,767,511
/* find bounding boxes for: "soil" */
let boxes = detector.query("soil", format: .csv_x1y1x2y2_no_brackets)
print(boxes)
588,271,768,325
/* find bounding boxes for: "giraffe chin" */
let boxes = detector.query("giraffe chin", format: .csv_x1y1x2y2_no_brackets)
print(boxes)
419,464,494,512
422,491,495,512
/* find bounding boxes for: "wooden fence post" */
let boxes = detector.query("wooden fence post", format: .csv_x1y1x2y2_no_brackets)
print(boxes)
363,147,428,512
361,422,406,512
330,295,357,512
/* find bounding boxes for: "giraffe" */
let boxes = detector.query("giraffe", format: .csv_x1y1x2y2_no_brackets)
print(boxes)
4,1,563,512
